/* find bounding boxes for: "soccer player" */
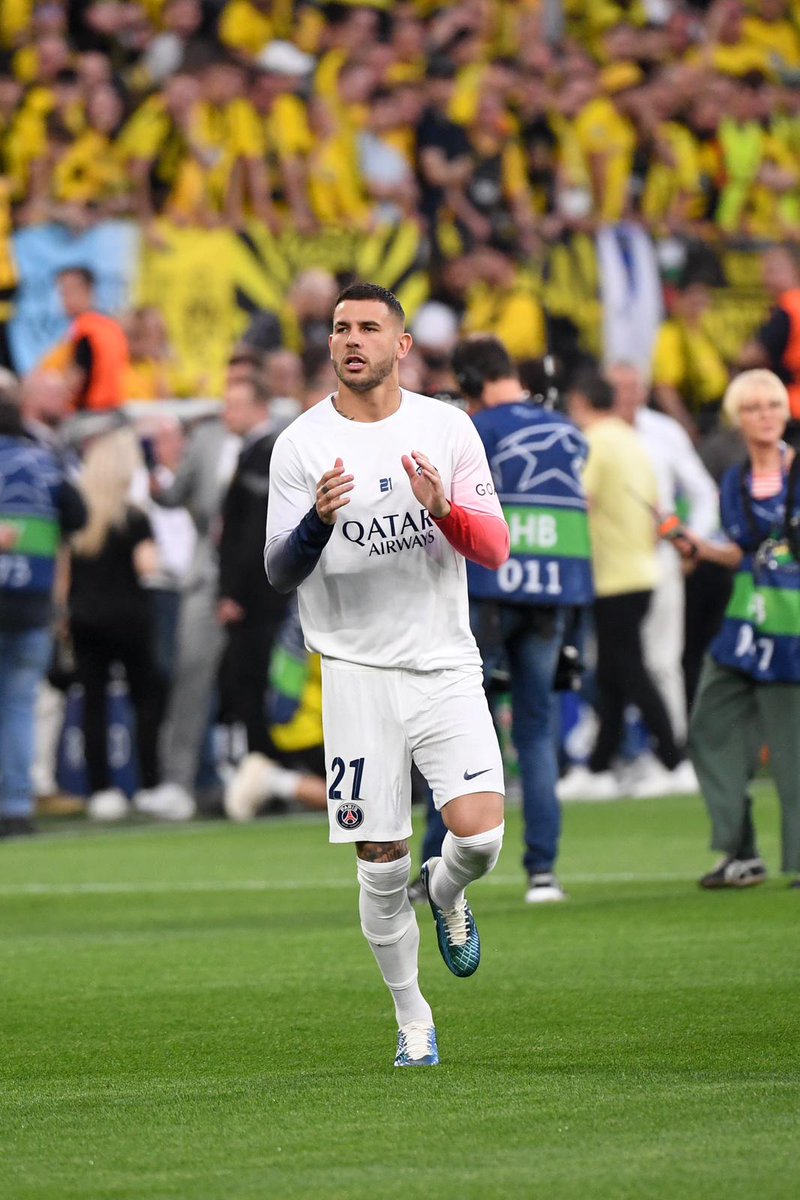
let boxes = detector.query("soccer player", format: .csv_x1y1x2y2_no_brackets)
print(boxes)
265,282,509,1068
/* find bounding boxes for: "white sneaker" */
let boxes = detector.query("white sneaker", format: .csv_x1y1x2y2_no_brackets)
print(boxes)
631,758,699,799
630,761,674,799
87,788,129,821
134,783,196,821
669,759,699,795
525,873,568,903
615,752,660,796
557,767,620,802
224,753,276,823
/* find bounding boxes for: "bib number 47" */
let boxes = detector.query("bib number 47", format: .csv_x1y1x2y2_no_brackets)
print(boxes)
734,624,774,672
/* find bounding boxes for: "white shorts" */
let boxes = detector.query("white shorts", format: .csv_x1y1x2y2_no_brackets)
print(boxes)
321,659,505,843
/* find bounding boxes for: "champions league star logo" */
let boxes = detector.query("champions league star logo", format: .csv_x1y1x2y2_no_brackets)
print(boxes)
336,803,365,830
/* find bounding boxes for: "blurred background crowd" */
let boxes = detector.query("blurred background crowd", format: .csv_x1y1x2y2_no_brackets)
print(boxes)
1,0,800,894
5,0,800,243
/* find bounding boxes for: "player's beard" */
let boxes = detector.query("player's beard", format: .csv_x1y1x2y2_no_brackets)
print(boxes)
333,349,396,393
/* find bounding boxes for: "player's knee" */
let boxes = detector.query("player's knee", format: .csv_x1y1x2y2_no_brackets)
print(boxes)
359,911,416,947
443,791,505,838
357,856,416,946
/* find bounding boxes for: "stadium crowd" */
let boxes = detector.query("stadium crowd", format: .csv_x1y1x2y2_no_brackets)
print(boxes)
5,1,800,244
1,0,800,894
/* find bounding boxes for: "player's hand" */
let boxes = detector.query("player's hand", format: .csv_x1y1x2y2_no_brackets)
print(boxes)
316,458,354,526
401,451,451,519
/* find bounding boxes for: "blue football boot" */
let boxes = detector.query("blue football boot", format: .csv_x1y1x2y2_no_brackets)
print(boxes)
421,857,481,978
394,1021,440,1067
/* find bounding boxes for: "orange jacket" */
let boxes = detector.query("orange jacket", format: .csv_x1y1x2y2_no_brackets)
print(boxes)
71,311,129,411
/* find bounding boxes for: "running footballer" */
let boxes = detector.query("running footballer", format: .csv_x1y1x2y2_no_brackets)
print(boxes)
265,283,509,1067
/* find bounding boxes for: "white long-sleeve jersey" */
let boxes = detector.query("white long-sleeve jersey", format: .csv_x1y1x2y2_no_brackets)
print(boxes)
265,390,504,671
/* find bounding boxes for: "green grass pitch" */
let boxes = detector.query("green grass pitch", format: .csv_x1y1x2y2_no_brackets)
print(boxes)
2,786,798,1200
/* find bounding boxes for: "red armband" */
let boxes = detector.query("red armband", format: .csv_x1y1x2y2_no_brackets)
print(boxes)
432,503,510,569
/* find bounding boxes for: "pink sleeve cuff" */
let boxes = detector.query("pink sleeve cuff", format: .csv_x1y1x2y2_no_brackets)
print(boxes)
432,503,510,569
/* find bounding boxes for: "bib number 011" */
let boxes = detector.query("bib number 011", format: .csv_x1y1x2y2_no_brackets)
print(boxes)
497,557,561,596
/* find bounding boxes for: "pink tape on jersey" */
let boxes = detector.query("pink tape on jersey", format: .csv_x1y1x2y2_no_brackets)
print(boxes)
432,503,510,569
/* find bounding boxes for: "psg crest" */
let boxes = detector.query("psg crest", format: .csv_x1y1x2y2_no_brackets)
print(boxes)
336,802,365,830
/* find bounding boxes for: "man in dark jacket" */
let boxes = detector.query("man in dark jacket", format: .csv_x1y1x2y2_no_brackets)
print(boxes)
0,397,86,837
217,376,289,758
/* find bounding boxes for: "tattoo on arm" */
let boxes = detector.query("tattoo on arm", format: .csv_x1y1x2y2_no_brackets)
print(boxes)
356,841,409,863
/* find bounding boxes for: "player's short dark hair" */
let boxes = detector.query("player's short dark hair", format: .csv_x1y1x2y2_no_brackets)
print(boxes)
568,369,614,411
57,265,95,289
451,336,516,400
334,282,405,326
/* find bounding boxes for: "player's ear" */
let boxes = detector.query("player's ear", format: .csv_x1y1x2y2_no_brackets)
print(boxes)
397,331,413,359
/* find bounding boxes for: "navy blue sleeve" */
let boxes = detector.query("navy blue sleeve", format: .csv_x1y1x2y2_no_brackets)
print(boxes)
265,505,334,594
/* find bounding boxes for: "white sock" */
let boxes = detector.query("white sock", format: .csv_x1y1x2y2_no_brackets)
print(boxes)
357,855,433,1028
430,823,505,911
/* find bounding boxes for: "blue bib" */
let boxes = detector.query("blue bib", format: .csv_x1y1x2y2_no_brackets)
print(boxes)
0,437,64,598
468,404,594,607
711,459,800,683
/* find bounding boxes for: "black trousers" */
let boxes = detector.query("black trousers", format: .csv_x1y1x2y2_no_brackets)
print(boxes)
590,591,682,774
71,624,164,793
683,561,733,712
218,616,281,759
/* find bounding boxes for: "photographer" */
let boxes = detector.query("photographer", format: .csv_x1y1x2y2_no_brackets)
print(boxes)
450,335,594,904
679,371,800,890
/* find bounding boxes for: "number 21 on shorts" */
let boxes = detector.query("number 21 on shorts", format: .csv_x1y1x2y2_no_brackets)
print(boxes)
328,756,366,801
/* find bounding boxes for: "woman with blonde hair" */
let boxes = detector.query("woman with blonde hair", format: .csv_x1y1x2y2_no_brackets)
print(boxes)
69,425,165,820
676,370,800,889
